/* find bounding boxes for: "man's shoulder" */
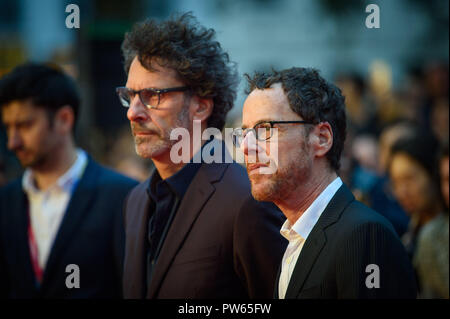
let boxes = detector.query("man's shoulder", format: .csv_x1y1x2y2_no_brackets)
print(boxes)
212,162,284,222
125,178,149,199
85,157,139,189
337,195,398,239
0,177,23,197
324,183,397,236
203,162,258,210
215,161,250,188
0,179,25,223
122,177,150,212
346,198,393,224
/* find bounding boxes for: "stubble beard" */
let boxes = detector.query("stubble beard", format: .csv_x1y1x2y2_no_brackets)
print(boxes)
134,132,173,159
134,105,191,160
18,149,47,169
17,130,59,170
249,142,312,203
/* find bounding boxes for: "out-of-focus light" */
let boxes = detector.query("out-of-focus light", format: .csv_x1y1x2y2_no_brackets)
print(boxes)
369,60,392,97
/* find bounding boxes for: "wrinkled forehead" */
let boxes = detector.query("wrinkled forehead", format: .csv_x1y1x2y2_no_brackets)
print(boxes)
242,83,299,127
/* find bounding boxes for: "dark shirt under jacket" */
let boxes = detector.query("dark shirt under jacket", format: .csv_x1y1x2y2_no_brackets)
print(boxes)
145,162,201,287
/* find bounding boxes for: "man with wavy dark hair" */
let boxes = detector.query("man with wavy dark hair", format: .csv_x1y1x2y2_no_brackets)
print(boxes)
118,13,286,299
0,63,137,298
235,67,417,298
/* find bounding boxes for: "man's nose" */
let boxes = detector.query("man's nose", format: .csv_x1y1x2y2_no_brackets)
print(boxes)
241,131,263,157
7,129,23,151
126,94,149,122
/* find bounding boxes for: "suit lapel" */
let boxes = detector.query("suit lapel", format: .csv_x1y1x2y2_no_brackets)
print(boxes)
284,227,327,298
147,162,228,298
41,158,99,287
284,184,354,298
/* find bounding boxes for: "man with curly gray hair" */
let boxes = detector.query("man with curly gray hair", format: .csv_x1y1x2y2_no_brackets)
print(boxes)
118,13,286,299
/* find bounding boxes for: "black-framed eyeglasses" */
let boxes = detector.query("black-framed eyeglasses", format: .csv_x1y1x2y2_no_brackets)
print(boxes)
232,120,312,147
115,86,190,109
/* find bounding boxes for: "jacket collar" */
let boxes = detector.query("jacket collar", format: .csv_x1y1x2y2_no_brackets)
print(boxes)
283,183,355,298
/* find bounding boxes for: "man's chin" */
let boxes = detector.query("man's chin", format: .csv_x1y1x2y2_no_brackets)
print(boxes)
19,156,44,169
18,160,32,168
250,188,278,202
135,143,170,160
15,152,32,167
249,180,273,202
248,171,271,184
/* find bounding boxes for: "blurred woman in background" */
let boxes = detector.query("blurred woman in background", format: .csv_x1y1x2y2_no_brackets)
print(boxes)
414,141,449,298
388,131,447,297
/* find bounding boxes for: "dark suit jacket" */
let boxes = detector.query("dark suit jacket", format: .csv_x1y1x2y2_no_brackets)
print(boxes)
123,161,287,299
275,184,417,299
0,157,138,298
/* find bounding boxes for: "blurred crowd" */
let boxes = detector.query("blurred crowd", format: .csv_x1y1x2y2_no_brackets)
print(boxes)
335,60,449,298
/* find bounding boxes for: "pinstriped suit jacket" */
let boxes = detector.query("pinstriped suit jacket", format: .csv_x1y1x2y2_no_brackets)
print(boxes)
275,184,417,299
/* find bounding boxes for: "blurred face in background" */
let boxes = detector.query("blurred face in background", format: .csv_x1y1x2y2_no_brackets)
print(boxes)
389,152,436,217
378,124,414,174
440,155,449,209
125,57,191,160
1,100,61,168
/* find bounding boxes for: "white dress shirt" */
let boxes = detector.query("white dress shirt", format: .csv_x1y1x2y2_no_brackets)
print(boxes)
22,149,88,269
278,177,343,299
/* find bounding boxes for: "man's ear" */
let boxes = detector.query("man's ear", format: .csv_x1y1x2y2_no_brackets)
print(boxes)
312,122,333,158
190,96,213,124
53,105,74,134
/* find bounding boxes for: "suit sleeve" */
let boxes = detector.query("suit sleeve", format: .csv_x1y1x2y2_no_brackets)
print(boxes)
112,194,126,296
336,221,417,298
0,240,9,298
111,180,137,298
0,191,10,298
233,196,287,298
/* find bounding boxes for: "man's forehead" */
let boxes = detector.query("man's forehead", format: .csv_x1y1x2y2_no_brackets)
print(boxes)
243,84,290,124
2,100,37,121
248,84,286,105
126,56,180,88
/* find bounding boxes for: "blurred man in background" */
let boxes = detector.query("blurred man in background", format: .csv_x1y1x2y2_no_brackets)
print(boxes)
118,13,286,298
236,67,417,298
0,63,137,298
